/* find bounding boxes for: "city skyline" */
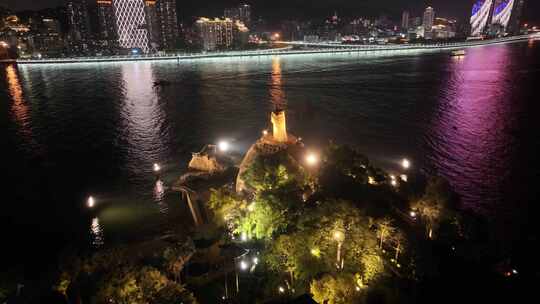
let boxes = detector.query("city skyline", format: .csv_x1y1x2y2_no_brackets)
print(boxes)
2,0,540,23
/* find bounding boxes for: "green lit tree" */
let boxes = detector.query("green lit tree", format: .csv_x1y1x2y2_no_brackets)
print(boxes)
375,217,396,249
310,273,360,304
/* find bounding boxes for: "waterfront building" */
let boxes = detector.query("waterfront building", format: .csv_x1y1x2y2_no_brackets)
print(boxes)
225,4,251,26
155,0,179,50
491,0,525,35
195,17,233,51
423,6,435,38
470,0,493,37
112,0,149,53
33,17,65,56
144,0,160,51
67,0,92,51
402,11,410,30
96,1,118,45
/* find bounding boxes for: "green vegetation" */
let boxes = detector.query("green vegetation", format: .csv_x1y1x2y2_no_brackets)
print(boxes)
52,240,197,304
204,143,462,303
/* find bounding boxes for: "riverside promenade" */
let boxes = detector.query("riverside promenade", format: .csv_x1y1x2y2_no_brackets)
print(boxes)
4,33,539,65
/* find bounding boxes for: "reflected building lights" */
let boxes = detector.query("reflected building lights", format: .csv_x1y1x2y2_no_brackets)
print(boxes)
429,45,514,211
120,62,168,182
6,65,32,139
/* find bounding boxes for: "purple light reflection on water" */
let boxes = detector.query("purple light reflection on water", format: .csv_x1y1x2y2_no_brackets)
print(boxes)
427,45,520,215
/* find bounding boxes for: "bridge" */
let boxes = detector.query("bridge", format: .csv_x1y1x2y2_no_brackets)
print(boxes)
4,33,539,65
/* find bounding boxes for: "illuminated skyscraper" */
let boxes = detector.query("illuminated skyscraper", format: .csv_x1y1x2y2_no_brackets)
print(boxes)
491,0,514,29
470,0,493,36
96,1,117,42
491,0,524,34
224,4,251,25
144,0,160,50
196,18,233,51
112,0,149,52
67,0,92,50
155,0,179,50
401,11,410,30
238,4,251,25
423,7,435,32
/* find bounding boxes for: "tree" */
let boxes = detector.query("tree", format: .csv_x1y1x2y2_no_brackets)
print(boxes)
241,151,306,193
310,274,361,304
155,283,198,304
411,176,454,238
236,197,288,239
360,253,384,285
392,231,407,262
375,217,396,249
208,188,245,227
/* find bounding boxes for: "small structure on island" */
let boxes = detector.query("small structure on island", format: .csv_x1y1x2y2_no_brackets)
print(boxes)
188,145,226,173
236,108,300,193
188,152,224,173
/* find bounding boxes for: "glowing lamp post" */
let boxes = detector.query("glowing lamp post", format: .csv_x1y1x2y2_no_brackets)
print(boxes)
305,152,319,167
239,260,248,271
153,163,161,172
401,158,411,170
218,140,229,152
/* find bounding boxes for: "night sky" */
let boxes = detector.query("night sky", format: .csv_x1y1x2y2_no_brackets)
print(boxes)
2,0,540,23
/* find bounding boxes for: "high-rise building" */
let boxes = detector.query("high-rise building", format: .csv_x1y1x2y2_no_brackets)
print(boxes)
155,0,179,50
224,4,251,26
507,0,525,34
195,17,233,51
491,0,525,34
423,7,435,33
144,0,160,50
238,4,251,25
470,0,493,36
112,0,149,52
67,0,92,49
96,0,117,42
401,11,410,30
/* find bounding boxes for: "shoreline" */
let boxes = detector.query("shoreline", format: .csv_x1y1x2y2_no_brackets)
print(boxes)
2,33,538,65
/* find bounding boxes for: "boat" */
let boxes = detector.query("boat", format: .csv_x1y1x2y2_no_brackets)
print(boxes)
451,50,466,57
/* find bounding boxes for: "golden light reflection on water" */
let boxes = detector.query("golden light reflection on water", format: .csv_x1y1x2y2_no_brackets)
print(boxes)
90,217,104,247
6,65,32,138
270,56,286,109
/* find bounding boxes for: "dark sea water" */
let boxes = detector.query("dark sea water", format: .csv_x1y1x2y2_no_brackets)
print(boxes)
2,41,540,273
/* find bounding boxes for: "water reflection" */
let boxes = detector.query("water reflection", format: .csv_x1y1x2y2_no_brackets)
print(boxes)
6,65,32,139
270,57,286,108
119,63,169,183
154,179,168,213
90,217,104,247
429,45,515,212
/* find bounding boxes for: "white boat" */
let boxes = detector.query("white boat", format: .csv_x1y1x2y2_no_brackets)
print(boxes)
451,50,466,57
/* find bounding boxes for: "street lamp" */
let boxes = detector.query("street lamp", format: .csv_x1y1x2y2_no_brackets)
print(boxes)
401,158,411,170
305,152,319,166
153,163,161,172
218,140,229,152
239,260,248,271
87,196,95,208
